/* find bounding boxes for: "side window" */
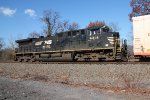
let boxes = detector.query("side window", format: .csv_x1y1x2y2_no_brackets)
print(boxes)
89,29,100,40
68,32,71,37
72,31,76,37
94,30,96,34
76,31,80,35
57,33,63,41
102,28,109,32
81,30,85,35
58,33,63,37
90,31,92,36
90,30,97,35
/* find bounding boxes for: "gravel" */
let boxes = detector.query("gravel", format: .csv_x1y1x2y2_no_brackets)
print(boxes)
0,63,150,89
0,76,150,100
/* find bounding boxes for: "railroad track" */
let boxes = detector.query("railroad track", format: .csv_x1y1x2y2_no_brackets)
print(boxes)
1,61,150,64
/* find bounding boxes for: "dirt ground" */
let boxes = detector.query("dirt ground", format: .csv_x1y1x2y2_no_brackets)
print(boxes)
0,63,150,99
0,76,150,100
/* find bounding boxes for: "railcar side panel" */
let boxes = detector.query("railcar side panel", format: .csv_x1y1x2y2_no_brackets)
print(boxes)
133,15,150,57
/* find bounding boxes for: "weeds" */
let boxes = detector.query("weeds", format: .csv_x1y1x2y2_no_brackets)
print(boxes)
120,71,148,88
60,74,70,84
32,74,49,82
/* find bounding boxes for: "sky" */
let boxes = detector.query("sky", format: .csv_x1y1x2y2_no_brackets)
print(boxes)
0,0,132,47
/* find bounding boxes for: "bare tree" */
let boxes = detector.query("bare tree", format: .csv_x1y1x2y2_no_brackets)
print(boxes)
129,0,150,21
41,10,61,36
2,36,18,61
86,21,106,29
68,22,79,31
9,40,15,50
0,38,4,51
0,38,4,59
59,20,70,32
59,21,79,32
8,36,17,50
28,32,40,38
108,22,121,32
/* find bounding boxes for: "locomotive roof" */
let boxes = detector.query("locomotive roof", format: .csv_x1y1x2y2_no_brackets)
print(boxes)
16,26,112,43
58,28,85,34
16,38,36,43
57,25,110,33
87,26,110,30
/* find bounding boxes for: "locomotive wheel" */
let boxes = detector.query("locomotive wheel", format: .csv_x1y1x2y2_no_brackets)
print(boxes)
98,58,103,62
29,58,35,62
84,58,91,62
71,52,78,62
18,58,22,62
120,56,128,62
23,59,28,62
72,58,78,62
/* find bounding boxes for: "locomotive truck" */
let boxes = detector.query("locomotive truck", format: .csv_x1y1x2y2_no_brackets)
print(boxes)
14,26,128,62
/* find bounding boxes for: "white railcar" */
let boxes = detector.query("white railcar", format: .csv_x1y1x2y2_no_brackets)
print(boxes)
133,15,150,58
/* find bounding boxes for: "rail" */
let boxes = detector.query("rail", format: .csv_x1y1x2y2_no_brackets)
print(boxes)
1,61,150,64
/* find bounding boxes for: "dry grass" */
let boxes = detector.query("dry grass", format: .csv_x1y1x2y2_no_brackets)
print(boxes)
119,71,148,88
32,74,49,82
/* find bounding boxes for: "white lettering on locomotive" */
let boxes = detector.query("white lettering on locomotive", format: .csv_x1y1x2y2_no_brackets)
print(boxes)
44,40,52,44
35,41,43,46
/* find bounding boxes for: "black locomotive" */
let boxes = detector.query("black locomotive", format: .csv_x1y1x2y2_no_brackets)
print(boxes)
14,26,128,62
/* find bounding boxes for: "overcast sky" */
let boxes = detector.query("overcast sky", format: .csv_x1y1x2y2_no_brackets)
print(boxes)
0,0,132,47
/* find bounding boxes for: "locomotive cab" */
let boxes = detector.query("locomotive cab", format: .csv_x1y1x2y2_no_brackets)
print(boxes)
87,26,119,48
